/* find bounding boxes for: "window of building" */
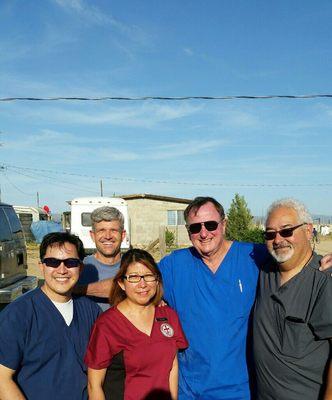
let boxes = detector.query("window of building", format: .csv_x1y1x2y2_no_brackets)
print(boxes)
167,210,185,226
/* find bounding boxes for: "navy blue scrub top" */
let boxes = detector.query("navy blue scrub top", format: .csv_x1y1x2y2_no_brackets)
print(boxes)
0,288,100,400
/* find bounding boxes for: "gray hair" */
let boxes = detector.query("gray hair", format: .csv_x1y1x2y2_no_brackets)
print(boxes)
91,206,125,231
266,198,313,226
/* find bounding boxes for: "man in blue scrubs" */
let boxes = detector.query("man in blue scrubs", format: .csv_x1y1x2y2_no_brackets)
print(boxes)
0,232,101,400
159,197,267,399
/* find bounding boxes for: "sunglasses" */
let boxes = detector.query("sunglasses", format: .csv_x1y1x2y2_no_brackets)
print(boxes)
187,220,222,234
42,257,82,268
264,223,307,241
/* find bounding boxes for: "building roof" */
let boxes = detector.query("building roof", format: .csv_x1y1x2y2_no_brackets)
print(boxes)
68,197,126,206
121,193,192,204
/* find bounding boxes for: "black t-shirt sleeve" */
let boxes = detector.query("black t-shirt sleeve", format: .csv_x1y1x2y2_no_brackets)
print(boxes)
309,277,332,339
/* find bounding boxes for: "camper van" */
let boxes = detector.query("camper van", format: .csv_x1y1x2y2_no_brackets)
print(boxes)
13,206,49,242
68,197,130,254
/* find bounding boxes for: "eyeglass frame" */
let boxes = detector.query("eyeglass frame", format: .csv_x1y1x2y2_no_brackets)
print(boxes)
123,274,159,283
264,223,307,241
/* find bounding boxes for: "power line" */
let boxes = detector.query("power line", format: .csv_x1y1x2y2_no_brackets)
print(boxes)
0,94,332,102
3,164,332,188
3,166,99,195
1,172,35,196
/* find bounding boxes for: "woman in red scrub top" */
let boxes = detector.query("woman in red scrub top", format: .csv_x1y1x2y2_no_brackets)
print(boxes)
85,248,188,400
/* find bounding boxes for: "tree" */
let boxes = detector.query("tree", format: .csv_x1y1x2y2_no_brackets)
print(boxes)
241,227,265,243
165,228,175,249
226,193,264,243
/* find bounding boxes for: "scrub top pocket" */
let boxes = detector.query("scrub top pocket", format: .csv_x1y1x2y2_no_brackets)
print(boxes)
282,317,314,358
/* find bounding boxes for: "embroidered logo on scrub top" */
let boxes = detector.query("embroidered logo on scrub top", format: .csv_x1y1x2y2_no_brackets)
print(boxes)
160,323,174,338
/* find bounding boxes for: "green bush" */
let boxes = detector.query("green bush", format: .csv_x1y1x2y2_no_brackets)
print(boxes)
165,228,175,249
241,227,265,244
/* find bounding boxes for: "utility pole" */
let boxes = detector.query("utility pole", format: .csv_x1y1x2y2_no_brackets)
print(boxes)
37,192,40,207
0,163,4,202
100,180,103,196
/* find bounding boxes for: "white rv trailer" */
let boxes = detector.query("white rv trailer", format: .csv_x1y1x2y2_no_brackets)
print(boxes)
68,197,130,253
13,206,48,222
13,206,49,241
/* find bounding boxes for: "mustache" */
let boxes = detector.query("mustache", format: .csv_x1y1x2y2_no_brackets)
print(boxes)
273,243,292,250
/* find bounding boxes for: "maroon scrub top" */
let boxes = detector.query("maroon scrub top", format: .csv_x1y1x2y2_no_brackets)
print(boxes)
85,305,188,400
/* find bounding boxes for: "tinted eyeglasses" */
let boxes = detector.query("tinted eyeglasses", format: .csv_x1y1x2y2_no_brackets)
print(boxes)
42,257,82,268
123,274,158,283
187,220,222,234
264,223,307,241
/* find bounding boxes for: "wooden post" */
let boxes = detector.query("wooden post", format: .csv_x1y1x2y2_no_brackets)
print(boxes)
159,225,166,258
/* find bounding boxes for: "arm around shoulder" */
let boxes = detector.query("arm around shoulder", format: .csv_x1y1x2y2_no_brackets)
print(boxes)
320,254,332,272
74,278,114,298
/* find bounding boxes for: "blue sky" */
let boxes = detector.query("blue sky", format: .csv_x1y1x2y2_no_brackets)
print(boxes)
0,0,331,216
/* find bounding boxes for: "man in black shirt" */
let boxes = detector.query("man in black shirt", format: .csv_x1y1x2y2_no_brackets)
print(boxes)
253,198,332,400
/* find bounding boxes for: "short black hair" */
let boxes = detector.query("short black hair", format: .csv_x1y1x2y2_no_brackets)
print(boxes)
39,232,85,261
184,196,225,223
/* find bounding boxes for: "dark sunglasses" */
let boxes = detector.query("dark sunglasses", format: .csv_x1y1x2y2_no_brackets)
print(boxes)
264,223,307,241
42,257,82,268
187,220,222,234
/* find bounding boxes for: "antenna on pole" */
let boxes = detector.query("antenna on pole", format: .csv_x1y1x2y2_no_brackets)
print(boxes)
100,180,103,196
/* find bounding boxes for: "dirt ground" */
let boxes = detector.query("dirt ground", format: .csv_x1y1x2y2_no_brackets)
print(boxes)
27,237,332,279
27,244,43,279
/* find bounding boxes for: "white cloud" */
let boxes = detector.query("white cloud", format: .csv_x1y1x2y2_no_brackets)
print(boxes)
216,108,262,129
54,0,84,12
9,102,202,128
316,103,332,120
52,0,149,45
2,130,226,166
0,41,31,63
151,139,226,160
184,48,194,56
5,129,76,150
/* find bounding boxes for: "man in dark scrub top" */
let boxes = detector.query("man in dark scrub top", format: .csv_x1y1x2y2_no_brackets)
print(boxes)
253,198,332,400
0,232,101,400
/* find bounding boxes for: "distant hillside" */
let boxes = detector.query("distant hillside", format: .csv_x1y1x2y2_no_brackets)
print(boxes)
254,215,332,225
312,215,332,224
